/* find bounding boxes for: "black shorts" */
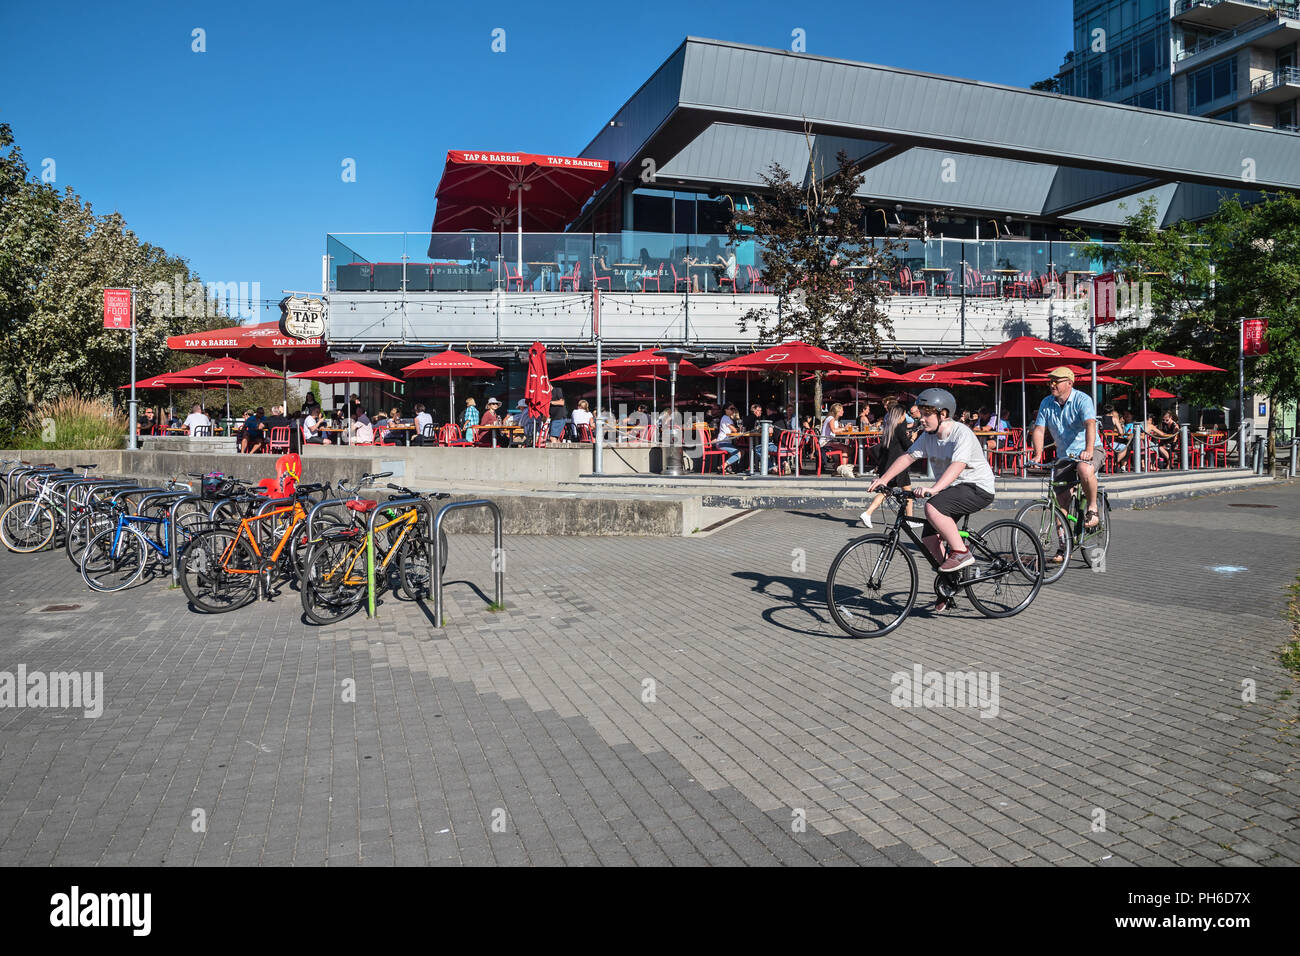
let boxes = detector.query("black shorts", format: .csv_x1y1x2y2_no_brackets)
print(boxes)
921,484,994,537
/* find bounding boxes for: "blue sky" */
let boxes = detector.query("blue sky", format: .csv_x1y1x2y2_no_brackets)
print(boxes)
1,0,1072,322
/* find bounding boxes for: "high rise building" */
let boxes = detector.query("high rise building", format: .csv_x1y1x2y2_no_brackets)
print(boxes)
1058,0,1299,131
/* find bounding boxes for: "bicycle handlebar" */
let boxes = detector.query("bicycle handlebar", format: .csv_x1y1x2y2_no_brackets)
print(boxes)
385,483,451,501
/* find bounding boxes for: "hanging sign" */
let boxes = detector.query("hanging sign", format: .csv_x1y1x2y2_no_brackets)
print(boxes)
103,288,132,329
279,296,326,340
1091,273,1117,326
1242,318,1268,356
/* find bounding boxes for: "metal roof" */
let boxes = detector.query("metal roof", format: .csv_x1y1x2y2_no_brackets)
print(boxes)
579,37,1297,227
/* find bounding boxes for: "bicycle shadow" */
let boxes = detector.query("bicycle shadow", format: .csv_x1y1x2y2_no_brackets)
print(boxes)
731,570,840,638
784,509,863,528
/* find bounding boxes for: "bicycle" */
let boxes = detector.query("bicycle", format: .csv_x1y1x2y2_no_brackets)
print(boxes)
178,481,330,613
0,464,98,553
1016,457,1112,584
65,478,195,568
825,488,1045,638
299,483,449,626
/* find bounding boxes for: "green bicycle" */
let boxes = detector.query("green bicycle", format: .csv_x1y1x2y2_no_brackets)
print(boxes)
1016,457,1112,584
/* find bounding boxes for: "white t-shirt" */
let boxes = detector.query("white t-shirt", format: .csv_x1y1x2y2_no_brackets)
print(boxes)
183,412,211,432
303,414,318,436
415,411,433,436
571,408,593,427
718,414,738,442
907,421,997,495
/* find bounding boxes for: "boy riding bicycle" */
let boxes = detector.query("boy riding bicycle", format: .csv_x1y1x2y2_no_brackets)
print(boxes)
869,389,997,607
1027,366,1104,558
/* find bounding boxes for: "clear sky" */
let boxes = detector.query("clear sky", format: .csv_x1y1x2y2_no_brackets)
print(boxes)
0,0,1072,322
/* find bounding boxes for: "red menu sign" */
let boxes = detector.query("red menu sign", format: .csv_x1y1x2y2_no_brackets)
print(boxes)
1092,273,1117,326
103,288,132,329
1243,318,1268,356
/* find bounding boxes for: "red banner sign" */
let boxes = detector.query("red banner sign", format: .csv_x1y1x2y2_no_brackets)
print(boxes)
1242,318,1268,356
103,288,131,329
1092,273,1117,326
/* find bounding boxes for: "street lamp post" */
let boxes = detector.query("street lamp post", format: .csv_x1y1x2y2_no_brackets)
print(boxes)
655,347,695,476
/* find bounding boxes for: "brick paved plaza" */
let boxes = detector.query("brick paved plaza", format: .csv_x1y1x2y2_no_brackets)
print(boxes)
1,482,1297,866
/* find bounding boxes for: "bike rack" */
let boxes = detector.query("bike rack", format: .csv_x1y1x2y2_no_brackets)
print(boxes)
364,495,437,619
431,499,503,628
7,466,71,502
253,495,298,560
63,478,133,516
106,486,160,512
169,493,206,585
306,497,353,541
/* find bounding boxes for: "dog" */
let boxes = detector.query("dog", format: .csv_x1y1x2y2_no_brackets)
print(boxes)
834,463,857,479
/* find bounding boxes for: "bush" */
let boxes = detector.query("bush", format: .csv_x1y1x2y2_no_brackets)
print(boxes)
11,393,127,449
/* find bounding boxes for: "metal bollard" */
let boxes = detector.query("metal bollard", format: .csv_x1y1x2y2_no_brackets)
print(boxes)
1180,424,1189,471
759,420,772,476
1253,436,1266,475
431,499,503,628
1291,440,1298,478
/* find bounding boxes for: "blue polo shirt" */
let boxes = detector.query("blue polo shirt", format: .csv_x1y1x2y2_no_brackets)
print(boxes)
1035,388,1103,457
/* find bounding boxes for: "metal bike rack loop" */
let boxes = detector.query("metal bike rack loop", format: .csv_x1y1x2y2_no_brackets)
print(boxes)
63,478,133,516
8,466,71,502
169,493,206,585
363,496,434,618
431,499,503,628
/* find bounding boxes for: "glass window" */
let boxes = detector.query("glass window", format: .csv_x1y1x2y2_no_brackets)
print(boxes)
1189,57,1236,110
673,196,696,235
1087,63,1103,98
632,190,672,233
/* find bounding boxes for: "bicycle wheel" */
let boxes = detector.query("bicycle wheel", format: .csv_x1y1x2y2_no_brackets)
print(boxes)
289,512,346,583
963,520,1044,619
1013,501,1071,585
1075,491,1111,568
396,527,450,601
80,527,146,592
300,536,368,625
66,510,114,567
180,529,259,613
825,534,918,638
1,499,56,553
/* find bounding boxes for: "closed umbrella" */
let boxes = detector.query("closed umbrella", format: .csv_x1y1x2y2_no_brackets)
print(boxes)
523,342,551,446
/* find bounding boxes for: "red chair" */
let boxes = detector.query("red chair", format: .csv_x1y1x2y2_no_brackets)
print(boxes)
437,423,473,447
592,265,611,291
558,263,580,292
640,264,664,291
693,424,728,473
718,269,737,293
990,428,1025,476
1203,433,1228,468
899,267,927,295
966,267,996,297
772,429,800,474
504,264,527,291
575,423,594,442
1008,272,1030,298
533,419,551,447
745,265,771,293
267,426,290,454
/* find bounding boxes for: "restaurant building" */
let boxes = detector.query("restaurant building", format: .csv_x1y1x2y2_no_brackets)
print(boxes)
322,36,1299,417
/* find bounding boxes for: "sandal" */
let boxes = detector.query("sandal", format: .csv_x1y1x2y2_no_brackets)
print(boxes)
1083,509,1100,530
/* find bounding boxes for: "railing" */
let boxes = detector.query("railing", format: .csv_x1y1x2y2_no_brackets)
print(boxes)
1175,8,1298,62
1250,65,1300,94
326,232,1123,296
1176,0,1297,16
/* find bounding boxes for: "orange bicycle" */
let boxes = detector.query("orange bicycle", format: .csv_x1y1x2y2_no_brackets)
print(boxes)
179,481,329,613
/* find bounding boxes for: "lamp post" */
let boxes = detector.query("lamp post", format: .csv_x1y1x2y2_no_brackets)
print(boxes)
655,347,695,476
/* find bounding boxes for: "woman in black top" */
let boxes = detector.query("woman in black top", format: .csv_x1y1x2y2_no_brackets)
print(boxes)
859,404,914,528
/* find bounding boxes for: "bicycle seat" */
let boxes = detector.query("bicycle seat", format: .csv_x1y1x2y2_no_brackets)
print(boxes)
76,463,99,470
346,499,379,513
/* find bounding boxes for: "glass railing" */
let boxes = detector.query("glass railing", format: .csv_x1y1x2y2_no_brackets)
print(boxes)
326,232,1120,297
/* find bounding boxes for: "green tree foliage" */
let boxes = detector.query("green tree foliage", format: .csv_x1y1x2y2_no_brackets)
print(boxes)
0,120,257,440
726,146,898,412
1074,194,1300,427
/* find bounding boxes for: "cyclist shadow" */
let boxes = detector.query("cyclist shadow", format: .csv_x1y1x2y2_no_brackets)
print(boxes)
784,510,862,527
731,570,841,638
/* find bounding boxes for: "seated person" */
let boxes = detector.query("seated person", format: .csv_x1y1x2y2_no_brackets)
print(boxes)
869,388,997,609
138,407,159,435
475,397,504,446
261,404,293,450
239,408,265,454
715,404,744,474
1111,409,1138,470
1146,413,1176,467
349,406,373,445
570,399,594,438
412,403,433,445
302,404,330,445
817,403,854,471
182,403,211,436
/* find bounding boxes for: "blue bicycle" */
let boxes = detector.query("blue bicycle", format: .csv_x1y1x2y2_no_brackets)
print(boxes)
79,507,186,592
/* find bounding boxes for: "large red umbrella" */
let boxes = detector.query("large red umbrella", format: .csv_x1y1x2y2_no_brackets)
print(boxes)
935,336,1110,437
1098,350,1225,439
524,342,552,432
431,151,614,278
167,357,282,424
291,359,403,438
168,320,329,409
402,349,504,423
599,348,709,377
901,365,993,386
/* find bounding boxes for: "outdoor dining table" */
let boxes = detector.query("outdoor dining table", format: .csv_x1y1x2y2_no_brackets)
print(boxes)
842,429,882,476
473,423,524,447
527,262,558,291
317,425,347,445
384,423,416,446
918,267,950,296
991,269,1020,296
973,430,1014,468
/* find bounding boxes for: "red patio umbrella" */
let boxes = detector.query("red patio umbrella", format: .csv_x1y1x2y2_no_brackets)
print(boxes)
1098,350,1224,436
167,357,282,422
167,320,329,409
290,359,403,439
431,151,614,279
401,349,504,423
934,336,1110,438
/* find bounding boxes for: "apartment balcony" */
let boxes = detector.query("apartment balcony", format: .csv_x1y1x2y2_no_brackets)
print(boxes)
1174,7,1300,67
1174,0,1299,31
1248,65,1300,101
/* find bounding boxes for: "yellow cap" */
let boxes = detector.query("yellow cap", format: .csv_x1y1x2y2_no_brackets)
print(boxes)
1045,366,1075,381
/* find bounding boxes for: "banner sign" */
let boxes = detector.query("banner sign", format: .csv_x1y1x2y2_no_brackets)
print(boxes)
1242,318,1268,356
1091,273,1117,326
103,288,132,329
278,296,326,340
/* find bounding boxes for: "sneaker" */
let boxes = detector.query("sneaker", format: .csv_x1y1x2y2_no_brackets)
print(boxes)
939,549,975,573
860,510,873,529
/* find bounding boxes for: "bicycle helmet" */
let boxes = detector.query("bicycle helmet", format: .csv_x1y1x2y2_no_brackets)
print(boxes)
914,388,957,419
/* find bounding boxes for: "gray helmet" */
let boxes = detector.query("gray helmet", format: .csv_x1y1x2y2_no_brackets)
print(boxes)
914,388,956,419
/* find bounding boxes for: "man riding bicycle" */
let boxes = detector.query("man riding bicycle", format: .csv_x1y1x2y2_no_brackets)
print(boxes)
869,389,997,607
1028,366,1104,556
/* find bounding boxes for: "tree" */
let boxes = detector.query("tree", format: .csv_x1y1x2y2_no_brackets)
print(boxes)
1030,77,1061,93
726,145,898,415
